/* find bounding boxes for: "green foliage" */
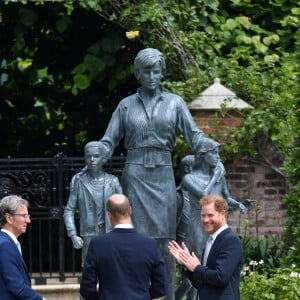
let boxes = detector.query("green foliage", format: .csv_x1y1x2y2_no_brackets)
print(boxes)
1,0,300,262
0,2,141,156
239,205,287,271
240,264,300,300
241,201,300,298
282,183,300,264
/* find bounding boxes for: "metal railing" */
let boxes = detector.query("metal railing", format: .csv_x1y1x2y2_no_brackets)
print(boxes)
0,149,125,284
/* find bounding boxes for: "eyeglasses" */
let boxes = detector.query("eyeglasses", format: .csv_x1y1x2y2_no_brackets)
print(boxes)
12,213,31,219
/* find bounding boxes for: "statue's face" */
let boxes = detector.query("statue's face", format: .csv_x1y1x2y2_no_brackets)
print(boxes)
137,61,163,92
203,148,220,167
85,146,105,171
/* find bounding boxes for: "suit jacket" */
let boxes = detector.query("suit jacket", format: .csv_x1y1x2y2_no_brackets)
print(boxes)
183,227,243,300
0,231,43,300
80,228,168,300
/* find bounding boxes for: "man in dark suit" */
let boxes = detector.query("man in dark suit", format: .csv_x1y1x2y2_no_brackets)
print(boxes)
168,194,243,300
0,195,44,300
80,194,169,300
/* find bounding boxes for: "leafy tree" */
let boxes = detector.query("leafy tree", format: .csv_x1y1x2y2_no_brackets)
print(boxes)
0,2,142,156
1,0,299,263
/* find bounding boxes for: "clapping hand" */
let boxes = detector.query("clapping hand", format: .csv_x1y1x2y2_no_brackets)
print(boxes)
168,240,186,264
168,240,201,272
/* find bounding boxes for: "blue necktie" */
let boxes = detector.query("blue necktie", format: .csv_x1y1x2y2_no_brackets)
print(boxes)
16,241,22,255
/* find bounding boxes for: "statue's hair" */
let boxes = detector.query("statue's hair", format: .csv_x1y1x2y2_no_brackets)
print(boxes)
84,141,108,154
199,194,228,214
180,155,195,174
195,137,220,154
0,195,29,228
181,155,194,167
106,194,131,217
134,48,166,77
84,141,110,161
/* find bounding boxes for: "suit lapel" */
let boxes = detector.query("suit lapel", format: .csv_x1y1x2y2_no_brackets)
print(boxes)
0,231,32,285
206,228,231,263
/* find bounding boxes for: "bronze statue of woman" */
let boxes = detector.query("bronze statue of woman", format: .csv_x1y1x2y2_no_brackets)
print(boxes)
100,48,210,299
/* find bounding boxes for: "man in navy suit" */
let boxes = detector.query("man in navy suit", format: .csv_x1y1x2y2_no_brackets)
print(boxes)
168,194,243,300
0,195,44,300
80,194,169,300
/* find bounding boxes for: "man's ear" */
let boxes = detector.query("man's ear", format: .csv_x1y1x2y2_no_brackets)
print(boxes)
221,209,227,219
4,213,13,225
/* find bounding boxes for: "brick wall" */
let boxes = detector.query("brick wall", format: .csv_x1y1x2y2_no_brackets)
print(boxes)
225,158,287,238
191,109,288,238
192,110,245,142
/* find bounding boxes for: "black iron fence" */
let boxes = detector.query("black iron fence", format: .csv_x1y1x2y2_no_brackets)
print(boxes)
0,149,125,284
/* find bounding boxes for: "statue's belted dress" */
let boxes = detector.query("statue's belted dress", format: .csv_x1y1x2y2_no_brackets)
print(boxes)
101,87,204,240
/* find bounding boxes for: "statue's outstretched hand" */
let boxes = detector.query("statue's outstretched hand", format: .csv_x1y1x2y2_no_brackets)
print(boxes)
239,203,248,214
71,235,84,249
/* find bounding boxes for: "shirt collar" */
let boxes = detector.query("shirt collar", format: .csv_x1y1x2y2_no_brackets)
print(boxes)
1,229,18,244
210,224,229,241
136,86,165,101
114,223,134,229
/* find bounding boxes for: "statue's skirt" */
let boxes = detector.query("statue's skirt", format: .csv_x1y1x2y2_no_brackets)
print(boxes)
121,163,177,239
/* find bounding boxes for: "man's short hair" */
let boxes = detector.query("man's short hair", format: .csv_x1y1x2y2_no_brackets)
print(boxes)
0,195,29,228
200,194,228,213
106,194,131,217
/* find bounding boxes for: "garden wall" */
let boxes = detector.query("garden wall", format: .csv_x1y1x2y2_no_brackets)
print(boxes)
225,159,287,237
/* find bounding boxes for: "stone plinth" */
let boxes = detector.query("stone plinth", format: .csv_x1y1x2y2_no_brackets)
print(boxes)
33,284,80,300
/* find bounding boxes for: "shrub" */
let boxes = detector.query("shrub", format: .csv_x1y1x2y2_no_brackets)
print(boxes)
240,262,300,300
241,205,287,270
